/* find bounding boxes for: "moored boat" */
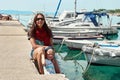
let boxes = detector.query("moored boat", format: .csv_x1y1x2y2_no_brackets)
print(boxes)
65,39,120,50
51,12,118,35
53,35,104,44
82,41,120,66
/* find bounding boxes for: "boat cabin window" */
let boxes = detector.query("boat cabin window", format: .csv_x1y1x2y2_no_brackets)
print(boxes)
65,13,74,18
52,19,59,22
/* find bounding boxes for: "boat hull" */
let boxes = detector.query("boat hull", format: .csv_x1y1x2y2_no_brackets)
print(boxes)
82,44,120,66
85,53,120,66
52,27,118,35
53,35,104,44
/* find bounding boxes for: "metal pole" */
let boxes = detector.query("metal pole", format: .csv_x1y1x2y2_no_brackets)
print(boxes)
54,0,62,18
74,0,77,19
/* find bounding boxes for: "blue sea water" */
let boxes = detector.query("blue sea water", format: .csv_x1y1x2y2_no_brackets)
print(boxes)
1,10,120,80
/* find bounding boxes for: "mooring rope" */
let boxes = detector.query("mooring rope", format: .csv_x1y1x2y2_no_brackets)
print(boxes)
82,45,96,74
57,37,67,53
56,37,88,72
56,37,68,60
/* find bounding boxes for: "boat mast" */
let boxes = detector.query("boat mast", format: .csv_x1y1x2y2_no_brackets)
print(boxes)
74,0,77,19
53,0,62,18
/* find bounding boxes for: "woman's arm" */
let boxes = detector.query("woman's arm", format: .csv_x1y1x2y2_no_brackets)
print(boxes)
50,38,54,47
29,38,42,49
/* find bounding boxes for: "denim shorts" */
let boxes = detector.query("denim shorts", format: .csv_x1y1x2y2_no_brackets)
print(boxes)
30,40,43,59
30,46,53,59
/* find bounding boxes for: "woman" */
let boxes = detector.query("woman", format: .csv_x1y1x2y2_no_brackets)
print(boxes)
28,13,60,74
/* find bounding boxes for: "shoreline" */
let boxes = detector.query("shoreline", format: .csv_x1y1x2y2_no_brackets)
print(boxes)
108,13,120,16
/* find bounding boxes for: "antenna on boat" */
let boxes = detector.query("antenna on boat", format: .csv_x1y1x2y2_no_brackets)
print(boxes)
74,0,77,19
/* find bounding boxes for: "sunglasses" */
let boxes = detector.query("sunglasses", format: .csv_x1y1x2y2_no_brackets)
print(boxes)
36,18,44,21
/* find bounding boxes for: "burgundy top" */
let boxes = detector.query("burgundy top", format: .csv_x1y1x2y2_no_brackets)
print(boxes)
35,27,51,46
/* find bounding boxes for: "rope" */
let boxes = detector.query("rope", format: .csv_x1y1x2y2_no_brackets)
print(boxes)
66,50,83,60
56,37,68,59
74,58,86,72
56,37,87,72
82,45,96,74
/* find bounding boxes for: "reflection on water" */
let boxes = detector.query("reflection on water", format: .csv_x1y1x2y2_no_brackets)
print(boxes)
104,34,118,40
54,45,88,80
56,53,87,80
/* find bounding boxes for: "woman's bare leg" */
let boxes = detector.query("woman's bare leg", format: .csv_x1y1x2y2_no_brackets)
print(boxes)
33,47,45,74
47,49,61,73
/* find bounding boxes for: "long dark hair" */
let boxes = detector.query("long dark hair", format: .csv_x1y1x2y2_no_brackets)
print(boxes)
28,13,53,39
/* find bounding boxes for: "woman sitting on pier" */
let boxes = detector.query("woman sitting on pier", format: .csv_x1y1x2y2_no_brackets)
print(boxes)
28,13,60,74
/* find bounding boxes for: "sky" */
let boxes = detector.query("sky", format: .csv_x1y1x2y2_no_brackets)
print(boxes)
1,0,120,13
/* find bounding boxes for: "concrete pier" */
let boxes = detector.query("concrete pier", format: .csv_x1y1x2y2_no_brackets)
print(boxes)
0,20,68,80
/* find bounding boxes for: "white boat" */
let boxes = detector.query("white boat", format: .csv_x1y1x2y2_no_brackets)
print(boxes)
64,40,94,50
53,35,104,44
47,11,84,27
64,39,120,50
52,30,101,37
82,40,120,66
51,12,118,35
51,20,118,35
